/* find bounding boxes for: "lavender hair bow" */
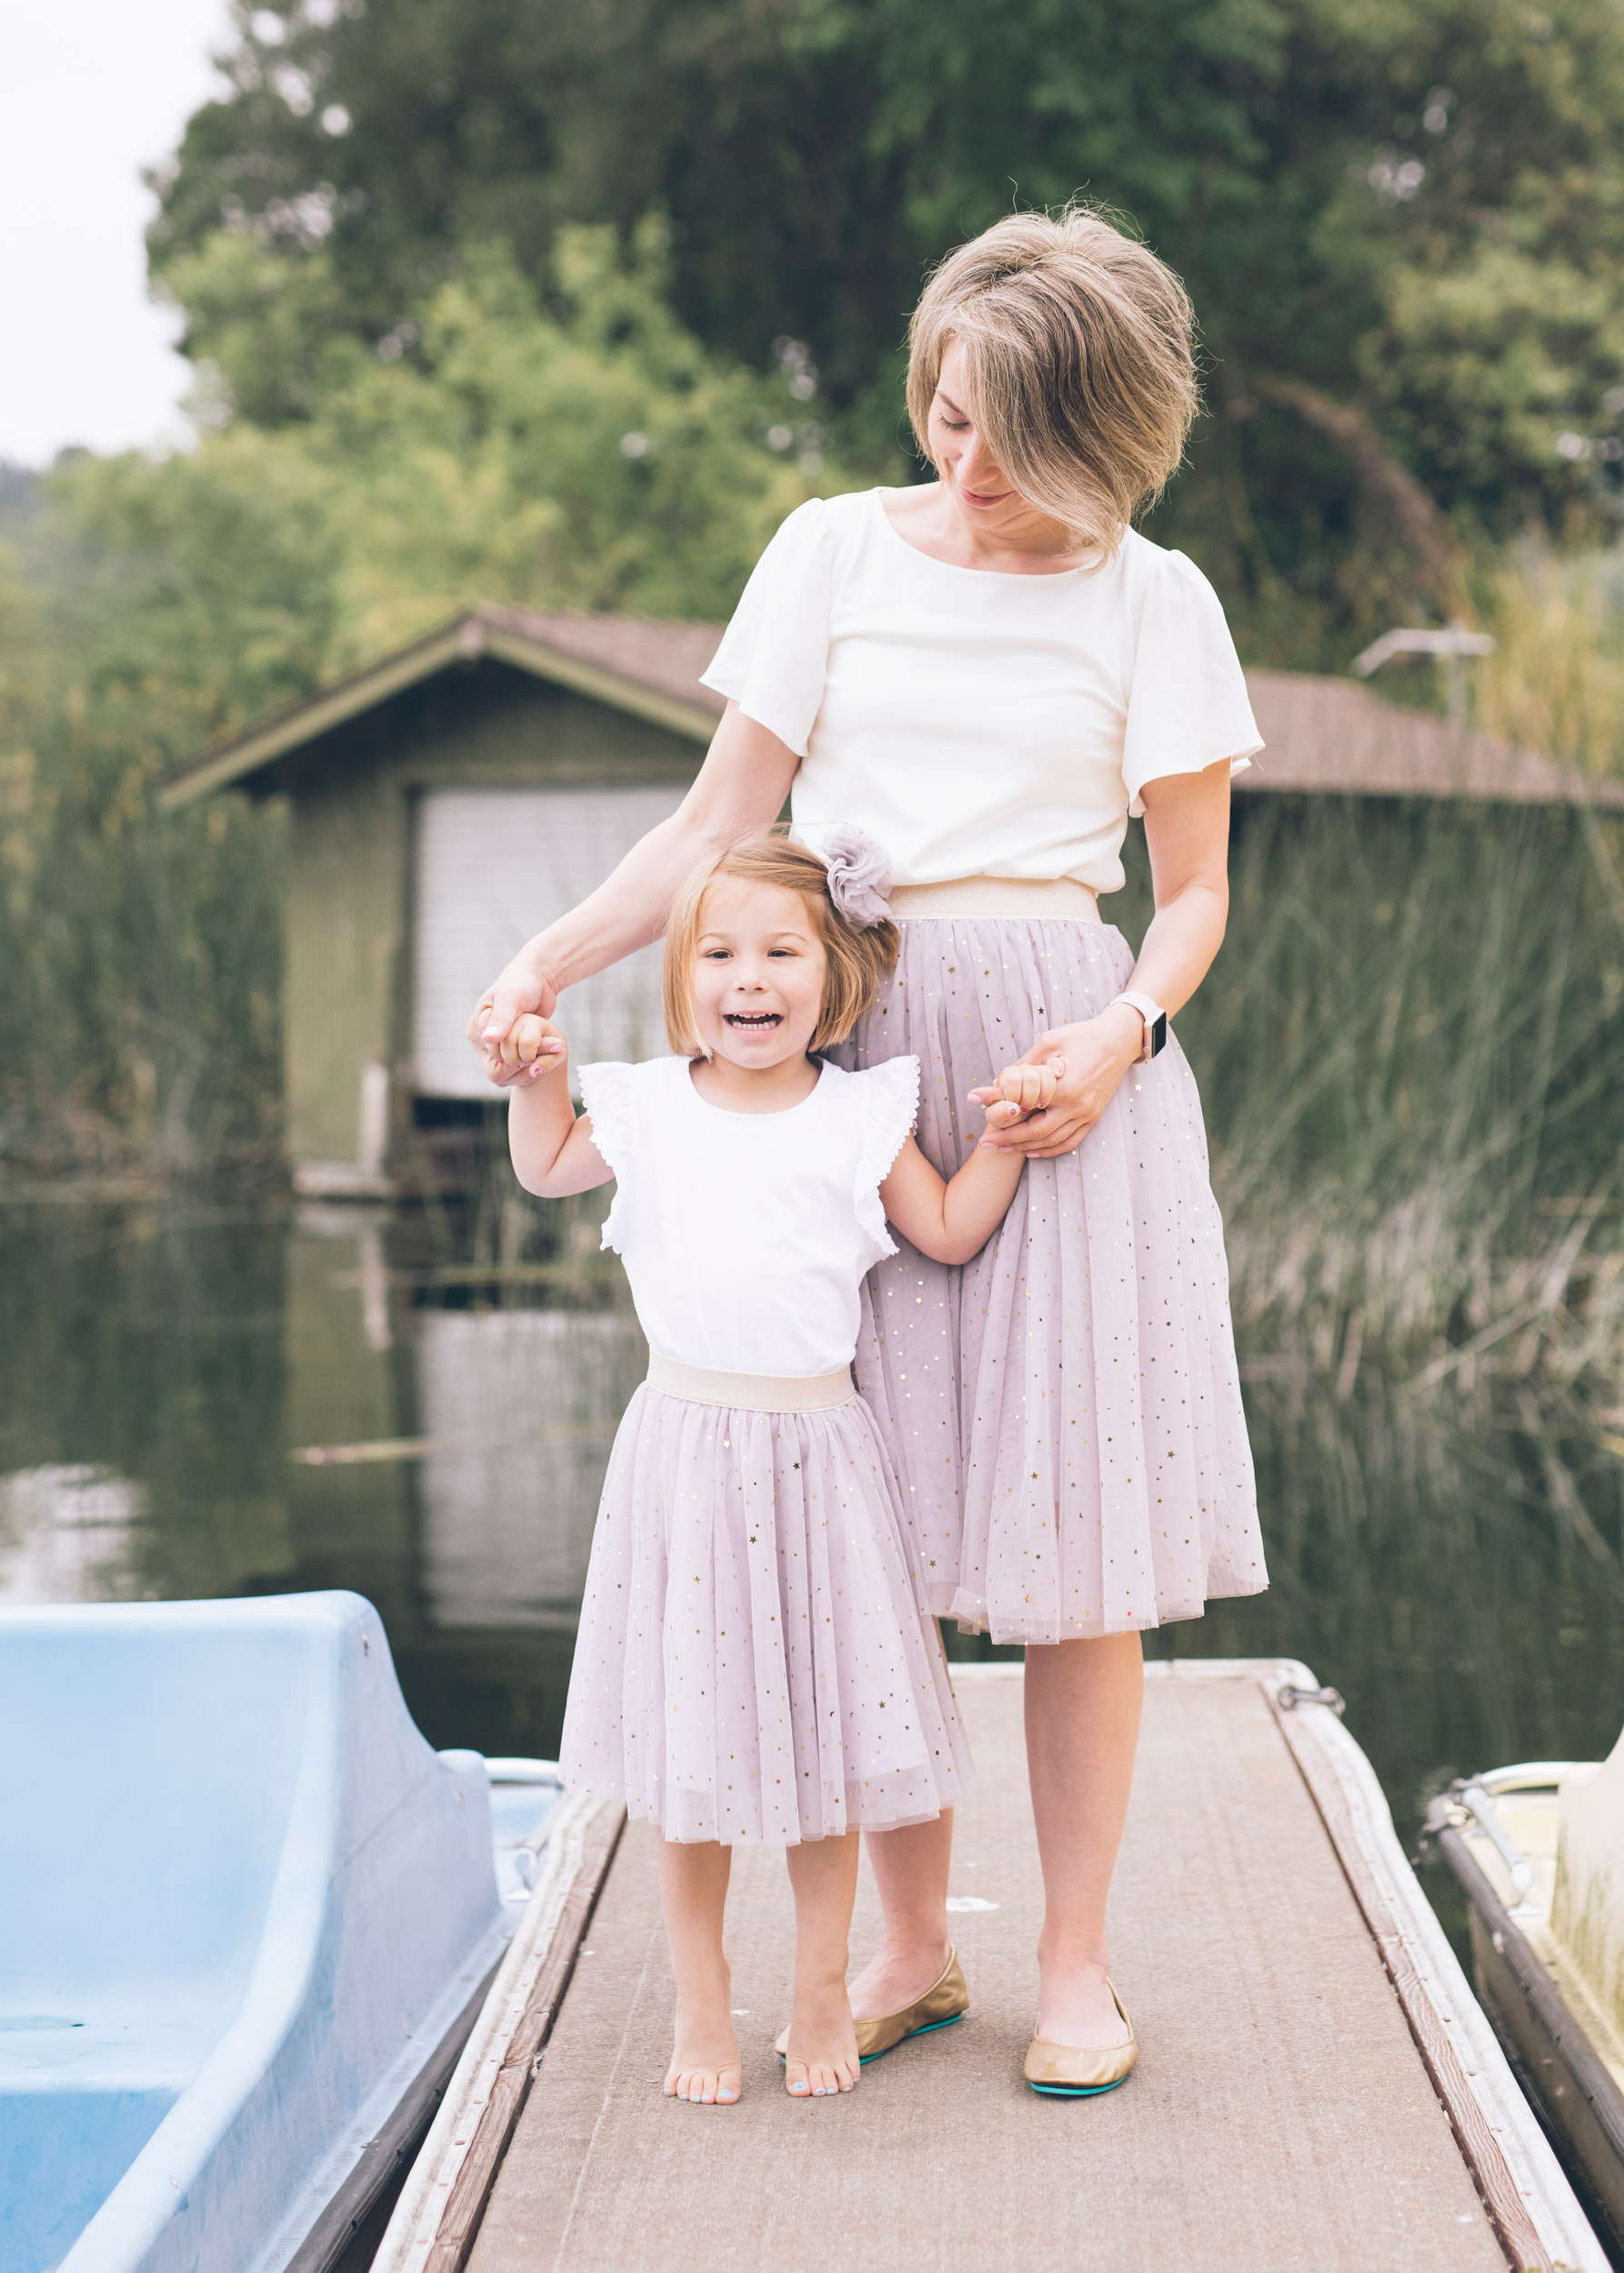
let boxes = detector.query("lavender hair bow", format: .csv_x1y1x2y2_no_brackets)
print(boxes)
818,826,894,928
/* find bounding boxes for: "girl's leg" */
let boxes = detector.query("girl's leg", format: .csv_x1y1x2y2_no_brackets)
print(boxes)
657,1837,742,2105
783,1828,863,2098
1025,1630,1144,2046
844,1811,955,2020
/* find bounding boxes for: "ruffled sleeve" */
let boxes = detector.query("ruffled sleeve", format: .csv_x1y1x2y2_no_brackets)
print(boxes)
576,1061,637,1254
852,1055,921,1268
698,499,834,759
1120,548,1263,817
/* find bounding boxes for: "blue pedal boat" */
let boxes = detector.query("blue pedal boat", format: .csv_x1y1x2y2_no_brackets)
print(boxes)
0,1591,559,2273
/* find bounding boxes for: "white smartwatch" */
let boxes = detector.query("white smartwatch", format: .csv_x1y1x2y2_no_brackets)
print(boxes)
1117,990,1168,1062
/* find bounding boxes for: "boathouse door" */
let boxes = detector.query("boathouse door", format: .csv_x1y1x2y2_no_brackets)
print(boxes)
411,786,684,1098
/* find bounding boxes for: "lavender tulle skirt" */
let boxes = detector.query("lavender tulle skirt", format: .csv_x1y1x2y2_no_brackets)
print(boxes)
559,1384,971,1845
835,916,1266,1647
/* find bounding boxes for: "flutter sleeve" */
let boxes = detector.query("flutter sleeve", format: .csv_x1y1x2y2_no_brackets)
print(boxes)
698,499,834,758
1120,549,1264,818
576,1061,637,1255
852,1055,922,1268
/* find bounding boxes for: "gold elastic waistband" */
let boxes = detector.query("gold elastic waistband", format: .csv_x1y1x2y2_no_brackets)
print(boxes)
646,1354,855,1414
887,875,1101,922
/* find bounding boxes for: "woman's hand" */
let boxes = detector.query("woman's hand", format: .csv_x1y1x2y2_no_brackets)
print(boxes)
970,1002,1144,1157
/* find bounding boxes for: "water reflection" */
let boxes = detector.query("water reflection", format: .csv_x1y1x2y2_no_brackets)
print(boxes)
1,1195,1620,1861
0,1467,145,1602
416,1308,645,1627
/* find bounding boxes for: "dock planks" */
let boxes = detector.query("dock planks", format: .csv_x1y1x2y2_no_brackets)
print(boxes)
453,1663,1579,2273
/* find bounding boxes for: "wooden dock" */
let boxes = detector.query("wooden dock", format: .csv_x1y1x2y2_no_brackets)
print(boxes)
375,1661,1607,2273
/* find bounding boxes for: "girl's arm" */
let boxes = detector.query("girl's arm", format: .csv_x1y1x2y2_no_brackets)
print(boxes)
505,1025,616,1197
470,704,800,1075
878,1066,1054,1265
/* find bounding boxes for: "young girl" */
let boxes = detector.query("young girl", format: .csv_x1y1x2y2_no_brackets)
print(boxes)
502,830,1052,2108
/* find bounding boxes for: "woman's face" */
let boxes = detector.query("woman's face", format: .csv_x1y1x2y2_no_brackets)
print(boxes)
927,336,1075,552
928,339,1016,514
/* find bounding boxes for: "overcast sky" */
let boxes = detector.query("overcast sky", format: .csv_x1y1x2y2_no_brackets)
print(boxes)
1,0,233,466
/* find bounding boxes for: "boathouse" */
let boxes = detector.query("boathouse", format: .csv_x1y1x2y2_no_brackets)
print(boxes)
158,605,1624,1198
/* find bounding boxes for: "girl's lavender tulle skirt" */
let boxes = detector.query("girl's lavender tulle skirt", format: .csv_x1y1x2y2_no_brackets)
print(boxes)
837,915,1267,1647
559,1385,970,1846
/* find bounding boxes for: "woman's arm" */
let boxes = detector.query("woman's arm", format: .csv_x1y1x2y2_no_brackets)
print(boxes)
469,703,800,1073
976,758,1233,1159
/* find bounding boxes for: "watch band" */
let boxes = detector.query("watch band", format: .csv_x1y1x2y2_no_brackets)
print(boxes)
1117,990,1168,1062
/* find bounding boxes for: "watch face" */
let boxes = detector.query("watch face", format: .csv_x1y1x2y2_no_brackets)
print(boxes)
1149,1012,1168,1057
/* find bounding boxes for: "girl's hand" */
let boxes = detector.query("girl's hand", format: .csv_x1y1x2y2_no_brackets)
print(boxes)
974,1059,1060,1144
508,1014,567,1086
969,1003,1144,1157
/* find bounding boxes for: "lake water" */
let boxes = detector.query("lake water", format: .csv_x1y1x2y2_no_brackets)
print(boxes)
5,1192,1621,1923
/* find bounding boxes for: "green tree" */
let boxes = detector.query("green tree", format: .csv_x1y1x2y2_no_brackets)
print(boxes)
151,0,1624,651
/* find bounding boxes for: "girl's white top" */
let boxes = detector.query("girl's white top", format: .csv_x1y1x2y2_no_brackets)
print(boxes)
700,486,1263,898
579,1051,920,1378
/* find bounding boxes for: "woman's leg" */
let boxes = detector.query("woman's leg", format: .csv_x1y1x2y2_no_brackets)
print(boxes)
783,1828,863,2097
845,1811,955,2019
658,1837,742,2104
1025,1630,1144,2046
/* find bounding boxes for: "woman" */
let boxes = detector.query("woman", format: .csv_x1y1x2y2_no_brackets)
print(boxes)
472,205,1267,2094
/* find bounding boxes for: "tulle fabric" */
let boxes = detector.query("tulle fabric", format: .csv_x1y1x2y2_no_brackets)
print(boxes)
835,916,1266,1646
559,1385,971,1845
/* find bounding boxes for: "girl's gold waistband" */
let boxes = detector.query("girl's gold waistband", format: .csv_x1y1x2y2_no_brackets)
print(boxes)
646,1354,856,1413
887,875,1102,922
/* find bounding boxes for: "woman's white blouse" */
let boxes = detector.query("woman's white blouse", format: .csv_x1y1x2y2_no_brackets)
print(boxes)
578,1052,920,1378
700,486,1263,897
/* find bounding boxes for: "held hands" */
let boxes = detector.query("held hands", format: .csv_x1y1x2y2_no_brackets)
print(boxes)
466,956,560,1088
975,1059,1062,1142
503,1014,568,1086
972,1001,1145,1159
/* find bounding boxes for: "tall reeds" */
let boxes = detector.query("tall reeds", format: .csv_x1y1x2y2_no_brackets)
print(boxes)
1152,793,1624,1420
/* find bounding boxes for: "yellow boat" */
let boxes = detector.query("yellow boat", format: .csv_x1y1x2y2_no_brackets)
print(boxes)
1425,1731,1624,2258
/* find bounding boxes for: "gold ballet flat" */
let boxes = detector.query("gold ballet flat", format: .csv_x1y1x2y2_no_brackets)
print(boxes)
1023,1982,1138,2097
774,1946,968,2066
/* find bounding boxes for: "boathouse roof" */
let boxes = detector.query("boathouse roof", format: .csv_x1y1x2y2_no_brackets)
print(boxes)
157,604,1624,812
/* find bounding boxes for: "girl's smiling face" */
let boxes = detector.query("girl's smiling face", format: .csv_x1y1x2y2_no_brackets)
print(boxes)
691,876,828,1070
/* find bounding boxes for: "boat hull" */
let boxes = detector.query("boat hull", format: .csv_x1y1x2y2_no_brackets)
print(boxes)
0,1593,510,2273
1437,1822,1624,2259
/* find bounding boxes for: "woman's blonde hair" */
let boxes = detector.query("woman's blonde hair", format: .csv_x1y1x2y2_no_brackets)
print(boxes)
906,204,1198,555
662,835,899,1057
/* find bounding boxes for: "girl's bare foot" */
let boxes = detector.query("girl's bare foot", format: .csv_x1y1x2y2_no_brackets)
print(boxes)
784,1973,859,2098
664,1994,742,2105
657,1839,739,2103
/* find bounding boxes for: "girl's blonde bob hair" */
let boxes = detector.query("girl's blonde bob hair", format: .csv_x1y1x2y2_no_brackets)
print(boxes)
907,204,1198,555
662,834,899,1058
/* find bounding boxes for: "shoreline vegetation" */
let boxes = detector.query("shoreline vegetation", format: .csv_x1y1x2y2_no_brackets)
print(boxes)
4,428,1624,1458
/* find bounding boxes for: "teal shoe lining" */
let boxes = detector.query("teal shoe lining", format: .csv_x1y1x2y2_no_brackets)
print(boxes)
858,2008,966,2066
